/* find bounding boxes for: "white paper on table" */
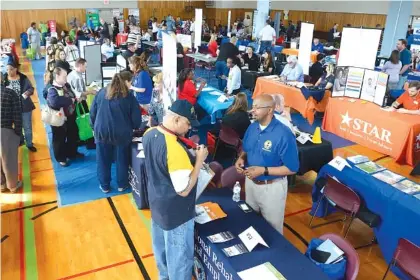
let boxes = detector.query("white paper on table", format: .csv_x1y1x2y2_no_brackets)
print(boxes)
208,91,222,96
137,143,143,150
136,150,145,158
195,205,212,224
238,262,286,280
238,226,269,252
328,156,351,171
348,99,356,103
380,107,395,112
217,95,228,103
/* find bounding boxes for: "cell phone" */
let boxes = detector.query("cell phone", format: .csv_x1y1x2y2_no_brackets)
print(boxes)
239,203,252,213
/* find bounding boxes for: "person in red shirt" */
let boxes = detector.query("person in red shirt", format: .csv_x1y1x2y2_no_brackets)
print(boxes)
207,34,218,57
178,69,207,119
392,81,420,114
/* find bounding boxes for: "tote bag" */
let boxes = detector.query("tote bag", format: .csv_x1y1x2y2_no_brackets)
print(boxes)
75,103,93,141
41,106,66,127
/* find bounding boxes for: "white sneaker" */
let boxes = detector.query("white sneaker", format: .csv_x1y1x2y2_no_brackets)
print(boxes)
10,181,23,193
118,186,129,192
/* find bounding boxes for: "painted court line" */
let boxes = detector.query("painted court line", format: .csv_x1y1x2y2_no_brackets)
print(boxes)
284,222,309,247
285,207,312,218
141,253,154,259
1,200,57,214
30,158,51,163
30,168,54,174
56,259,134,280
30,206,58,220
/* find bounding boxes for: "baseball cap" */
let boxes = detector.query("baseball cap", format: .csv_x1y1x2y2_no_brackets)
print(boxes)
169,100,200,127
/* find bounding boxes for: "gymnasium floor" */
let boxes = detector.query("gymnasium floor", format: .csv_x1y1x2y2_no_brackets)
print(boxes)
2,56,417,280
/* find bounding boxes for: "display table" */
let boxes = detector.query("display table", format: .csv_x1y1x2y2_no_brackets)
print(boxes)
186,53,217,64
253,77,331,125
407,72,420,82
197,87,234,124
116,33,128,47
282,48,318,63
196,188,329,280
297,139,333,175
311,163,420,280
241,70,271,90
322,98,420,166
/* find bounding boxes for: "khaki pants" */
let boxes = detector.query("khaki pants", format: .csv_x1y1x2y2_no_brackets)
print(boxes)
245,177,288,234
0,128,20,191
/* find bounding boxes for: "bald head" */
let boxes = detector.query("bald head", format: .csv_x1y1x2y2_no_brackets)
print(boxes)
255,94,275,108
251,95,275,124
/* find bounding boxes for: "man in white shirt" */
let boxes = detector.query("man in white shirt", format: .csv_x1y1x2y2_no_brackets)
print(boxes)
67,58,96,101
27,22,42,59
280,55,304,82
259,20,276,55
225,57,241,95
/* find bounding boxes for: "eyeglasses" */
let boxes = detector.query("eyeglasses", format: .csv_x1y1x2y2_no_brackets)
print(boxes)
251,106,271,111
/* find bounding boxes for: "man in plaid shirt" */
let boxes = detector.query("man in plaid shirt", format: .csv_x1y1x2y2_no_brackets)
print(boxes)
1,82,23,193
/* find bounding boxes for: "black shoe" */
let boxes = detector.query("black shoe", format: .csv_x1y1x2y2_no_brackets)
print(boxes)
69,152,85,159
59,161,69,167
27,146,37,152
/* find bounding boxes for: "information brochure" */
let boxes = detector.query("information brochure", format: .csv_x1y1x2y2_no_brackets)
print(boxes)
222,244,249,257
355,161,385,174
238,262,287,280
207,231,234,243
347,155,369,164
372,170,405,185
392,180,420,195
317,239,345,264
195,202,227,224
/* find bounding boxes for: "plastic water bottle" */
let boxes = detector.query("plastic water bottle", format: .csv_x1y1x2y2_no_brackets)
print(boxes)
232,181,241,202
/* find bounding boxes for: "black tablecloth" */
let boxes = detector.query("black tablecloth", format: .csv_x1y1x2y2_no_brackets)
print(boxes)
241,70,271,89
297,139,333,175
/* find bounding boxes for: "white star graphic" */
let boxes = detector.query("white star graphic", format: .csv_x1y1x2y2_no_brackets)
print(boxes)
416,133,420,142
341,111,353,127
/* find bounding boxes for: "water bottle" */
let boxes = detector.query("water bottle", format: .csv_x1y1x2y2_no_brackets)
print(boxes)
232,181,241,202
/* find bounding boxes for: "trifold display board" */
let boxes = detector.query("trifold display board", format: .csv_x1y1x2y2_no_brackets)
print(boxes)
162,32,177,115
101,63,120,88
79,40,96,59
84,44,102,85
176,34,192,49
298,22,314,75
338,27,382,70
332,66,389,106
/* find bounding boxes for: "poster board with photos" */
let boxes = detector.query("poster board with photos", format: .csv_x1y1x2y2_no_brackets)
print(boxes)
373,72,389,106
360,70,378,102
332,66,349,97
344,67,365,99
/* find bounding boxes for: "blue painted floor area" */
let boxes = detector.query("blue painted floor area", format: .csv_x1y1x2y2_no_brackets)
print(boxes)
31,59,130,207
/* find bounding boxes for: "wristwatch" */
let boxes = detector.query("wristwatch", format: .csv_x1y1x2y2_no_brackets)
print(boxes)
264,167,269,176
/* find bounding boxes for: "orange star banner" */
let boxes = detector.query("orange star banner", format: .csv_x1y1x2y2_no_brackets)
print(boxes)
322,98,420,166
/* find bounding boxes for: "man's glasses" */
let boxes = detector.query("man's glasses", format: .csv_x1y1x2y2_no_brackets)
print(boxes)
251,106,271,111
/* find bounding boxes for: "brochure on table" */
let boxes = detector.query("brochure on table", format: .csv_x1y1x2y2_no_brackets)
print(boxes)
195,202,227,224
238,262,287,280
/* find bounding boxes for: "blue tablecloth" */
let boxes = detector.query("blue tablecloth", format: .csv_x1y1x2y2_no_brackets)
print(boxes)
196,188,329,280
300,87,326,102
407,72,420,81
198,87,234,124
311,163,420,280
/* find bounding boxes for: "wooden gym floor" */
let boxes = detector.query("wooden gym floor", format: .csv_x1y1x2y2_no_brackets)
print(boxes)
2,56,416,280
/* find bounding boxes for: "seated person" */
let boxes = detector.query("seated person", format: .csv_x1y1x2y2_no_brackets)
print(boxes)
315,63,335,90
240,46,259,71
280,55,304,82
309,53,325,83
221,92,251,139
142,29,152,41
271,94,294,135
101,38,115,62
224,57,241,95
208,34,218,57
177,68,207,119
391,81,420,114
311,38,324,53
262,50,274,74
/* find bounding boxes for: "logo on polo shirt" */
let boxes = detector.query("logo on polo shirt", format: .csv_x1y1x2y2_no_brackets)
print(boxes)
340,111,393,151
263,140,272,152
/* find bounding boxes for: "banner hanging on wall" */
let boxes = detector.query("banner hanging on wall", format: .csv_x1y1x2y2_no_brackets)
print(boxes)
86,9,100,28
162,32,177,115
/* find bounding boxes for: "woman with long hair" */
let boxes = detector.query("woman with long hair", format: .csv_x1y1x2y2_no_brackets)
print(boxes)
222,92,250,139
208,34,218,57
129,56,153,109
90,71,142,193
4,60,37,152
46,67,82,167
262,50,274,74
315,63,335,90
55,49,71,74
382,50,402,90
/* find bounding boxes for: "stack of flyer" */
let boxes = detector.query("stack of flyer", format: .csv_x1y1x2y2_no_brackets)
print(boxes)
347,155,369,164
373,170,405,185
195,202,227,224
392,180,420,195
355,161,385,174
238,262,287,280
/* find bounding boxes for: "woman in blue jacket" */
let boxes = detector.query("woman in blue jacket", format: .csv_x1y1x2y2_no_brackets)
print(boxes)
4,60,37,152
90,71,142,193
128,56,153,111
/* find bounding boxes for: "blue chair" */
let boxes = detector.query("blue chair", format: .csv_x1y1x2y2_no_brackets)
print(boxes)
221,37,230,45
273,45,284,54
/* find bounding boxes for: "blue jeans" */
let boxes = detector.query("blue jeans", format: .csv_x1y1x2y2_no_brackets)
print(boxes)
215,61,229,91
22,111,33,147
152,218,194,280
96,142,130,189
397,75,408,90
259,40,272,54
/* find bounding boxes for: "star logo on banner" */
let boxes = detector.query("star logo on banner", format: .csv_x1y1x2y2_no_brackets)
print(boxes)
341,111,353,127
416,133,420,142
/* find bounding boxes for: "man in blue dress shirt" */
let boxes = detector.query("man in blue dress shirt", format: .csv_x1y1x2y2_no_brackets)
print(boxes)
311,38,324,53
235,94,299,234
280,55,304,82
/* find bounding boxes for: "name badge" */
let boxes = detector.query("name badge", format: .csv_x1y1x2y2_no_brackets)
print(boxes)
414,101,418,105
